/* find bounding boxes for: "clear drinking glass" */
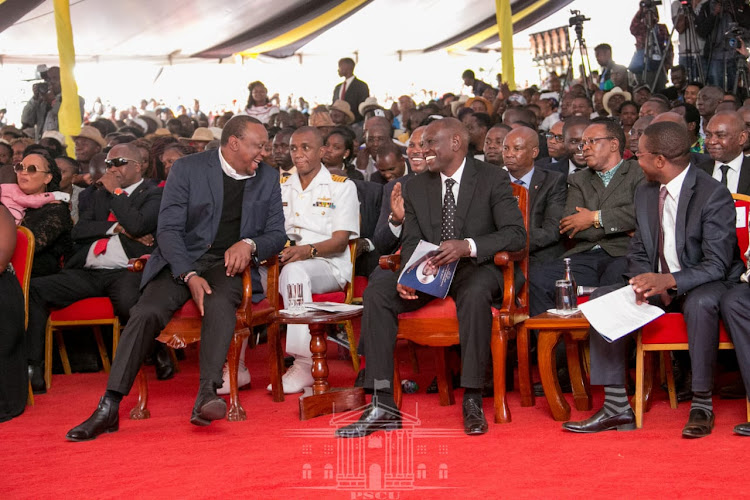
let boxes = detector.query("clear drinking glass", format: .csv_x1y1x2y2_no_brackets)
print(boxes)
555,279,576,311
287,283,304,315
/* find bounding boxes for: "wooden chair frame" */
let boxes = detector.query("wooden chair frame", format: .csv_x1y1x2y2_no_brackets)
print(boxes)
13,227,35,406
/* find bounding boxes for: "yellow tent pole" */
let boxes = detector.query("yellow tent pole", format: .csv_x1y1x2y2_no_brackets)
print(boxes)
496,0,515,90
52,0,81,156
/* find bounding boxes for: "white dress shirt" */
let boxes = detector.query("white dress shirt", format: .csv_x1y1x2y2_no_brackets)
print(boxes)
660,167,689,273
711,152,743,194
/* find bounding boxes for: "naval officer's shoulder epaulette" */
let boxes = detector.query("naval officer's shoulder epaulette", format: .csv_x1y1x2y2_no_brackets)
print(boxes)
280,175,291,184
331,174,348,183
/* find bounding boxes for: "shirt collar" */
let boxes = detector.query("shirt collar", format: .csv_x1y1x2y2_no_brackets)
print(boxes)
218,147,255,180
596,159,624,182
661,165,689,201
440,157,467,185
714,152,744,173
508,167,535,188
123,178,144,195
288,164,330,191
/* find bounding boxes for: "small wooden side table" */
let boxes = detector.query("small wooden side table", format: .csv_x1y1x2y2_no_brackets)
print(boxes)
272,308,366,420
517,311,592,421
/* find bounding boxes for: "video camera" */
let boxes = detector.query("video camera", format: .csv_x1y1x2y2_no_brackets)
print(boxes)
568,10,590,29
640,0,662,8
725,22,750,50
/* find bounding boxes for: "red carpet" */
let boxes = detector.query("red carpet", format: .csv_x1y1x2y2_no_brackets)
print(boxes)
2,342,750,499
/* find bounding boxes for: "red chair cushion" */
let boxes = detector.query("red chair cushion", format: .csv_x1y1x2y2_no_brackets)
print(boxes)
50,297,115,321
312,291,346,303
353,276,368,299
642,312,731,344
171,298,272,320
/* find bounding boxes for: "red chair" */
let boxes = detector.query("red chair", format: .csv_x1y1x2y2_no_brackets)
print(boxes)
130,257,280,421
12,227,35,405
44,297,121,389
634,193,750,428
385,184,530,423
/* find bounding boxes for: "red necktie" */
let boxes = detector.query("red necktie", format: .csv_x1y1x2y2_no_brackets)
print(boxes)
93,211,119,256
340,80,347,100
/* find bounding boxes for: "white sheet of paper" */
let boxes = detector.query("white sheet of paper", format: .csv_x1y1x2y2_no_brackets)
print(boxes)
736,206,746,229
304,302,363,313
578,286,665,343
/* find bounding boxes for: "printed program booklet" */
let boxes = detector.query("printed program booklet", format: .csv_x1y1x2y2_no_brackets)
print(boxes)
398,240,458,299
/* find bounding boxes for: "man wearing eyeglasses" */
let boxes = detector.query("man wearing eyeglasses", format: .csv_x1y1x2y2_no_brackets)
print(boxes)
565,121,743,437
536,120,567,171
530,119,644,318
24,143,162,394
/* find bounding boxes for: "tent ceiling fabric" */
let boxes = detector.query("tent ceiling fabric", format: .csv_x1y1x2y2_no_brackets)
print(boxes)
0,0,574,64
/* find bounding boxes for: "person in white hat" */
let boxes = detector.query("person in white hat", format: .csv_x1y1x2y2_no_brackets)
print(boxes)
329,100,355,126
73,125,107,173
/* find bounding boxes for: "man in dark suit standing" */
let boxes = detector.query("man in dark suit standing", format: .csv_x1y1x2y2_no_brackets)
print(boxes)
336,118,526,437
502,127,567,265
25,143,162,392
564,122,744,437
697,112,750,195
530,119,644,317
332,57,369,123
66,116,287,440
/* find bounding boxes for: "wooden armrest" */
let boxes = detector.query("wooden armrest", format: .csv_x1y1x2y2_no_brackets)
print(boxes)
127,254,151,272
237,255,280,326
379,254,401,271
494,250,525,266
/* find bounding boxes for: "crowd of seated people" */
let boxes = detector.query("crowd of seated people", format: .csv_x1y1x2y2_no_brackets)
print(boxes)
3,49,750,444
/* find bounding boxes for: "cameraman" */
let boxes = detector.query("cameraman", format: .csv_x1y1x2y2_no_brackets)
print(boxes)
696,0,750,89
20,82,53,141
672,0,708,81
629,1,673,90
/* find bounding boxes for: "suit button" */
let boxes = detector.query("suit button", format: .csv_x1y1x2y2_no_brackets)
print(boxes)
610,228,616,231
207,244,211,248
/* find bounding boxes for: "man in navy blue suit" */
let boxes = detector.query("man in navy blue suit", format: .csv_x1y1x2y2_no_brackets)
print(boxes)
66,116,287,440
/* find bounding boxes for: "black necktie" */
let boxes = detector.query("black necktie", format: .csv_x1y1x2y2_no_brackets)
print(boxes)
657,186,672,306
441,178,457,241
720,164,730,187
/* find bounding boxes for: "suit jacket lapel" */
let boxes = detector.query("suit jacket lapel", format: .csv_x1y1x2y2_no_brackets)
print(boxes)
455,158,478,236
675,167,697,264
738,157,750,195
529,168,544,210
599,161,628,203
208,151,223,224
643,184,659,272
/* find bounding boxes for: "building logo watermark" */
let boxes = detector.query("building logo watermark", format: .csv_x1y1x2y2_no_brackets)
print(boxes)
286,400,464,497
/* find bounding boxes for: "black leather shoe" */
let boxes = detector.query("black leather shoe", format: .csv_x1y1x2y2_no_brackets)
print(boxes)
533,380,572,397
682,408,714,438
66,396,119,441
336,404,402,438
154,344,176,381
720,379,746,400
562,407,636,433
462,398,488,435
733,422,750,436
190,392,227,426
28,364,46,394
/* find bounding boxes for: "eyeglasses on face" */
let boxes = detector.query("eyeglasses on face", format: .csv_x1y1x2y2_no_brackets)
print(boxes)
105,157,140,168
545,133,564,142
577,136,615,151
14,163,50,174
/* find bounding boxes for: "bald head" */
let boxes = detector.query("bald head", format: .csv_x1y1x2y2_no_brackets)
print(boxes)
651,111,688,129
502,127,539,177
291,126,324,148
705,111,748,162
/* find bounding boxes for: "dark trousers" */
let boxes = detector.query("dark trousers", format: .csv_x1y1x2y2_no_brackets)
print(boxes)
107,254,242,395
529,249,627,316
719,284,750,398
589,280,735,393
26,268,143,364
362,260,501,391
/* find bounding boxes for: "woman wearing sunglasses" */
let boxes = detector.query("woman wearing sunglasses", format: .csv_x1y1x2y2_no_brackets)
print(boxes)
1,161,69,224
16,149,73,278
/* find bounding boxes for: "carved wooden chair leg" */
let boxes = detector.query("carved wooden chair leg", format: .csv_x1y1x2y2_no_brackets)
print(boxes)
226,333,247,421
517,324,534,407
129,368,150,419
268,322,285,402
343,320,360,373
56,330,72,375
44,322,54,389
435,347,454,406
93,326,111,373
634,335,645,428
663,351,678,409
112,319,120,360
393,363,403,409
27,382,34,406
492,329,511,424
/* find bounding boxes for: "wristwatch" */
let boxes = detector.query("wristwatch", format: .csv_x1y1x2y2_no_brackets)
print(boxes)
593,210,602,229
388,212,403,226
309,244,318,258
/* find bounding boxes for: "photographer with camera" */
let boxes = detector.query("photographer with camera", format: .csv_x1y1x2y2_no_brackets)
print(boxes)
696,0,750,90
629,0,673,91
20,81,54,141
672,1,708,83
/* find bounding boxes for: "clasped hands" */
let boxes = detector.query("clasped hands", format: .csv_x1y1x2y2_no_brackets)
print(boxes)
629,272,676,305
560,206,596,238
397,239,470,300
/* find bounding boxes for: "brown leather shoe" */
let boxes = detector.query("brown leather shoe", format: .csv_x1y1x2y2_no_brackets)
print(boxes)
562,407,636,433
681,408,714,439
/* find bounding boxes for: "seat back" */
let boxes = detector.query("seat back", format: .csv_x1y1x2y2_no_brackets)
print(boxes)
11,227,35,328
733,193,750,265
511,183,530,312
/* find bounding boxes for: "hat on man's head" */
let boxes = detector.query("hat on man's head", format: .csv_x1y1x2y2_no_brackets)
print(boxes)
208,127,223,140
72,125,107,148
1,126,25,139
41,130,66,145
309,110,335,127
602,87,632,114
465,96,495,114
359,96,382,116
179,127,214,143
449,95,470,117
329,100,355,124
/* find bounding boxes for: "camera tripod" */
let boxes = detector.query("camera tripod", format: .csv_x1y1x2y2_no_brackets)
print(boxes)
675,0,706,84
561,11,594,98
